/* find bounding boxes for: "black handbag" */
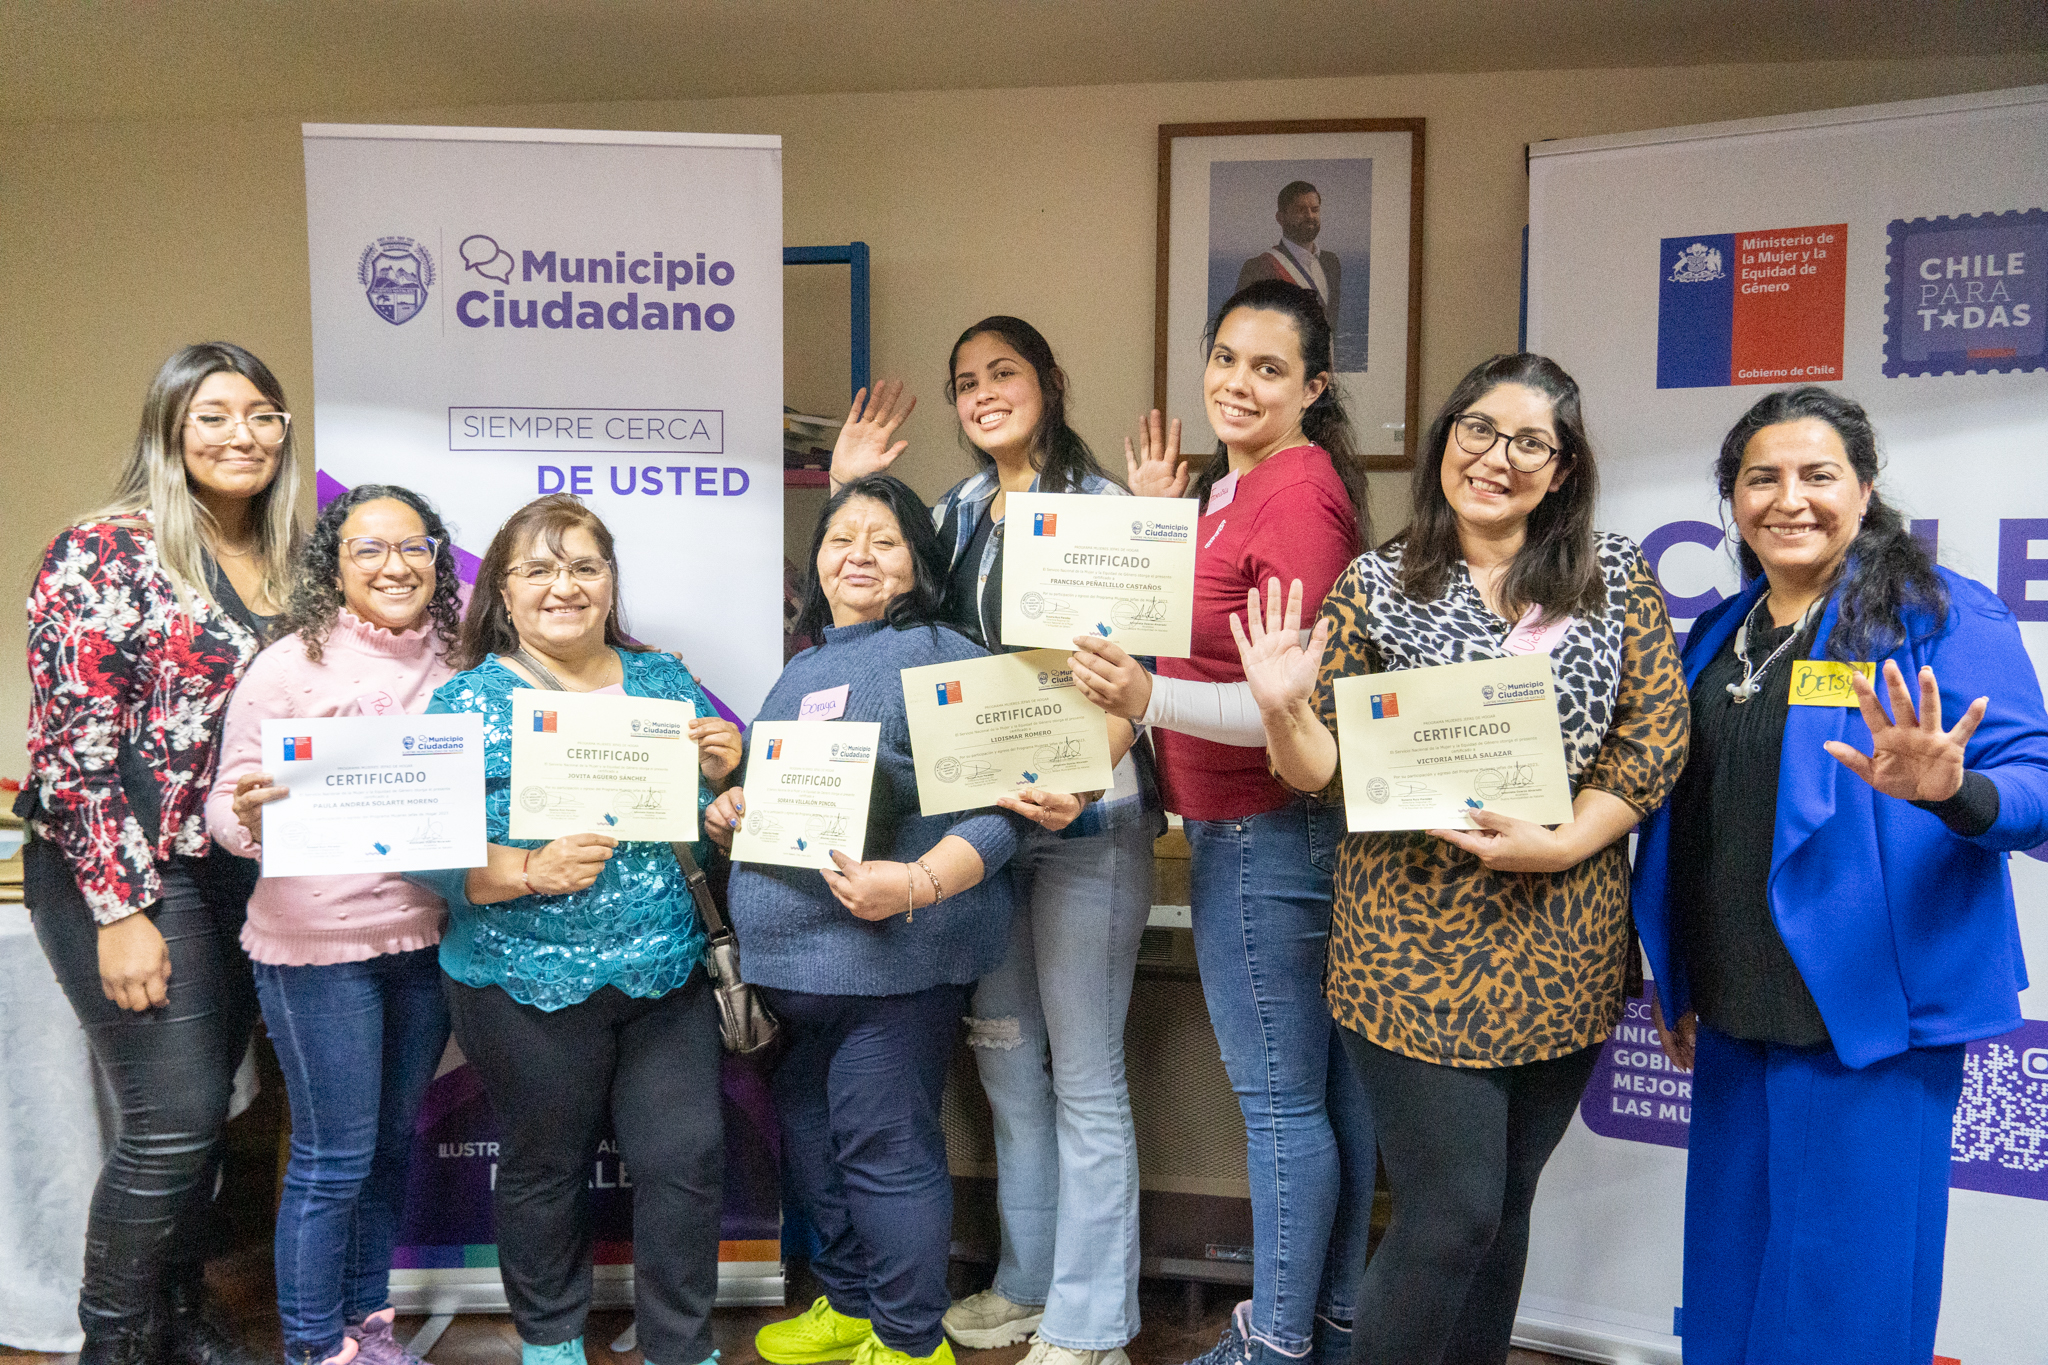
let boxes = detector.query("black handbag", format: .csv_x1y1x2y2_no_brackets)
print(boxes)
507,649,782,1066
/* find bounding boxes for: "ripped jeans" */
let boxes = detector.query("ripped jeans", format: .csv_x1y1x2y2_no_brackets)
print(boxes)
967,819,1156,1349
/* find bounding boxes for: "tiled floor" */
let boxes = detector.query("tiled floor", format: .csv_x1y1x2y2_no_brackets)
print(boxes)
0,1248,1573,1365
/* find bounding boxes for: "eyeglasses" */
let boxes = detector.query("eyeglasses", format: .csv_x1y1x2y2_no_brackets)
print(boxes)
340,535,440,570
505,557,611,586
1452,413,1563,473
187,411,291,448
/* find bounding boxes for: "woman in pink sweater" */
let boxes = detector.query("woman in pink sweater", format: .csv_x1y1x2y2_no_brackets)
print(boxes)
204,485,463,1365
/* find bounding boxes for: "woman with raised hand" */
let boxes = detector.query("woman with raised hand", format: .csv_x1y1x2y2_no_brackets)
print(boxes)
1632,387,2048,1365
827,318,1162,1365
23,341,305,1365
1067,281,1376,1365
205,485,464,1365
710,475,1080,1365
1239,352,1688,1364
408,494,741,1365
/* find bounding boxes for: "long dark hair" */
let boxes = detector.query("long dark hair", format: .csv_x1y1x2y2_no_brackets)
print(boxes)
947,316,1121,494
1398,353,1604,620
1187,280,1369,547
793,475,951,640
279,484,463,663
1716,386,1947,659
456,494,648,669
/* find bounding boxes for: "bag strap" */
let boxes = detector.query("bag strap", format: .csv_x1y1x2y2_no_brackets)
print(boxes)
506,647,572,692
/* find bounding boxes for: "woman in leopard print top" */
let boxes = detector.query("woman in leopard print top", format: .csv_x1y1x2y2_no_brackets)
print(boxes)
1240,353,1688,1365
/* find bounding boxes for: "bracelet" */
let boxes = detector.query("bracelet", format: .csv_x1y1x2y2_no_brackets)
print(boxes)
903,862,916,923
521,848,534,896
917,858,945,904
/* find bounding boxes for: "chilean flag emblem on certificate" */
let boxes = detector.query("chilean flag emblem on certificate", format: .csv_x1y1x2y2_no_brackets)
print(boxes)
936,680,964,705
533,711,557,733
1369,693,1398,719
282,736,314,761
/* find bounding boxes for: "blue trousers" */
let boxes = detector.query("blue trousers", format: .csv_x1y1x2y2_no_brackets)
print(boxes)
1186,800,1375,1358
256,947,450,1359
1683,1024,1966,1365
766,983,970,1356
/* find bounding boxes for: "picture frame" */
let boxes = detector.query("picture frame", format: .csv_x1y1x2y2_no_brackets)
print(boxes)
1154,119,1425,470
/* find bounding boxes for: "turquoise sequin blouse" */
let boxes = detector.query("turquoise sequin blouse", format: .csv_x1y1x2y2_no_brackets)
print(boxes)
410,650,715,1011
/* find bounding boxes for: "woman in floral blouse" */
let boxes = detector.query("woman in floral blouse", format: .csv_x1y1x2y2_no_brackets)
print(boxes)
1241,353,1689,1364
23,342,307,1365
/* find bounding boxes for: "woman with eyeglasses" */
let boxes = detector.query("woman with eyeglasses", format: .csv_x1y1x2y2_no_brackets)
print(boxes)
202,485,463,1365
406,494,740,1365
22,342,306,1365
1233,352,1688,1364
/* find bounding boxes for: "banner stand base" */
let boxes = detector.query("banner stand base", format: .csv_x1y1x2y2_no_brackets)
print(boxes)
1511,1305,1680,1365
389,1260,787,1317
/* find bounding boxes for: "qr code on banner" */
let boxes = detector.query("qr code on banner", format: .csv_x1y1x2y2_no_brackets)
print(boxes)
1949,1020,2048,1201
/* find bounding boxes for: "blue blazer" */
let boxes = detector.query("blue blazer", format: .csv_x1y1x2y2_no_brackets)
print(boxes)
1631,567,2048,1068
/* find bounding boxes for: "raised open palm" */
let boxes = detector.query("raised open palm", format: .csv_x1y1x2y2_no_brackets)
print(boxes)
1823,659,1986,802
1229,577,1330,715
829,380,916,486
1124,408,1189,498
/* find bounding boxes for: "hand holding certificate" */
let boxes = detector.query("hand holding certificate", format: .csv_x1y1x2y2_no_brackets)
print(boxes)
1000,492,1198,656
508,688,700,841
256,714,487,877
899,649,1115,815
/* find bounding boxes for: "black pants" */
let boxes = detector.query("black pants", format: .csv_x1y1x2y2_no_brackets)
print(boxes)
444,972,723,1365
1339,1028,1601,1365
28,839,260,1335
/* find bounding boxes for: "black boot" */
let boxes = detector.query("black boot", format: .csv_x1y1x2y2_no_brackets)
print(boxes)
78,1320,163,1365
162,1267,268,1365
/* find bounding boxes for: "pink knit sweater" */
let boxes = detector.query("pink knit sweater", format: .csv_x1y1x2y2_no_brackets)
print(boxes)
206,610,457,966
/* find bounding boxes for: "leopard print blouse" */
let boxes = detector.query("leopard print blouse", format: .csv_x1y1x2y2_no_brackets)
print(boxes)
1307,533,1689,1068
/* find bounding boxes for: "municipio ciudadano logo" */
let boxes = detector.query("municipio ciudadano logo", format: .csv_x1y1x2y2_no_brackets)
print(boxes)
359,236,435,325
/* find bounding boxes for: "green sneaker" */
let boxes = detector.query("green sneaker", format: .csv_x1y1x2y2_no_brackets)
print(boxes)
855,1337,956,1365
757,1296,874,1364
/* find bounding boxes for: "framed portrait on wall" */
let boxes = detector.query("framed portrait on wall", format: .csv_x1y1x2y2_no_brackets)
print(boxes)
1155,119,1424,469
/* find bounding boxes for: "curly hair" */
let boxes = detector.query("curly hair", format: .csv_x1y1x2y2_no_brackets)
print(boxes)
279,484,464,663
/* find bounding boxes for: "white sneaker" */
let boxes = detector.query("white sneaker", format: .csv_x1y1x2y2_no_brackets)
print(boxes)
941,1290,1044,1349
1017,1336,1131,1365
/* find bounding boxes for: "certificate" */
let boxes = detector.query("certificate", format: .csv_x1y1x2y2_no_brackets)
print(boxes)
507,688,698,841
258,713,486,878
899,649,1115,816
1332,654,1574,832
730,721,881,870
999,492,1198,657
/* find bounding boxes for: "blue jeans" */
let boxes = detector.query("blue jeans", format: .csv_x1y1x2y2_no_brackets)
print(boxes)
969,822,1155,1349
255,948,450,1358
766,983,970,1357
1186,801,1375,1358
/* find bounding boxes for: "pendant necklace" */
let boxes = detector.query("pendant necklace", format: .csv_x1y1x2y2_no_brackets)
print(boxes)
1727,595,1817,704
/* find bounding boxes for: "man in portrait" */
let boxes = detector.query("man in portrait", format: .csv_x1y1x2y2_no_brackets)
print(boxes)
1236,179,1340,324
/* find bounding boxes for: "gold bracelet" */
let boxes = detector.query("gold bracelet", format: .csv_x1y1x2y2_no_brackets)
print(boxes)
917,857,944,903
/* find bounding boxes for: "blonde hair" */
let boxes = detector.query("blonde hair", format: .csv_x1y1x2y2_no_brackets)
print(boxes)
88,342,307,615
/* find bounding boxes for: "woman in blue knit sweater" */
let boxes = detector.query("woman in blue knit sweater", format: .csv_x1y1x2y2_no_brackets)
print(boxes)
706,475,1080,1365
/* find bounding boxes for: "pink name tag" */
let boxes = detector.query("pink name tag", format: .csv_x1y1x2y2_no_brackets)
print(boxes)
1502,606,1576,657
799,685,849,721
1207,469,1240,513
356,690,401,716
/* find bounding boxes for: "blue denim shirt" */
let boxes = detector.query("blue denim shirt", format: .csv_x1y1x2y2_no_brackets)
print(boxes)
930,465,1164,840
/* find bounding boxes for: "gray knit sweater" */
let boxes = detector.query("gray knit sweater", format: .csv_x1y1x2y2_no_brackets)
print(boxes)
728,617,1030,996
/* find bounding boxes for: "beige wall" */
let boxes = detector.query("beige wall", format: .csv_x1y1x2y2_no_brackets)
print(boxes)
5,55,2047,778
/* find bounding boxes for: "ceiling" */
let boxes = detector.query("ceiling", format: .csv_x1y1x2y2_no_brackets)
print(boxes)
6,0,2046,126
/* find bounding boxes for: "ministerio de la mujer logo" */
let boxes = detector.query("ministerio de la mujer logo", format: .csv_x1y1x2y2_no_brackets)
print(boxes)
358,236,436,324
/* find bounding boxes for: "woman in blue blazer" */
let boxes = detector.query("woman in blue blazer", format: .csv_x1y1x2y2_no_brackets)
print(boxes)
1631,386,2048,1365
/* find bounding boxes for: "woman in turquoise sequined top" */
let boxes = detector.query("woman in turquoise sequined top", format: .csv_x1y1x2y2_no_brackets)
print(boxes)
410,495,740,1365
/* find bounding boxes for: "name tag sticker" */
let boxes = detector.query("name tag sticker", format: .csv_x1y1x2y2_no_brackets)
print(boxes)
356,690,400,716
1206,469,1239,513
1788,660,1876,707
799,684,850,721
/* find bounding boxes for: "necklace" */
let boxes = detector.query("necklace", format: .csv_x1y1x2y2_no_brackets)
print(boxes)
1727,595,1817,704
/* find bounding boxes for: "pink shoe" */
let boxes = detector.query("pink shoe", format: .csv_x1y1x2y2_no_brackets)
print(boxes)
348,1310,426,1365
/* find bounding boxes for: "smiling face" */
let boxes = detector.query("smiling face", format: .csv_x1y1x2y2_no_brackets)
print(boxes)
1731,417,1873,592
1438,382,1569,542
505,524,615,656
1204,307,1327,463
336,498,435,634
952,331,1046,467
817,496,916,627
181,370,283,508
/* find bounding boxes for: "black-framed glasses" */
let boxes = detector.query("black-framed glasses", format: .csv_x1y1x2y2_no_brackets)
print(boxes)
187,411,291,447
1452,413,1562,473
505,557,611,586
340,535,440,571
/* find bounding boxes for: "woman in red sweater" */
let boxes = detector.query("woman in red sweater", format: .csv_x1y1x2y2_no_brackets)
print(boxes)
1072,280,1375,1365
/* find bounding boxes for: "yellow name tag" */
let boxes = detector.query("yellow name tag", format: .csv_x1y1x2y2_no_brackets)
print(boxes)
1787,660,1876,707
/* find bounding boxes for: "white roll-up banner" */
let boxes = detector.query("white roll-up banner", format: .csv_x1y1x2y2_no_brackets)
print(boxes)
1523,86,2048,1365
302,123,786,1310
